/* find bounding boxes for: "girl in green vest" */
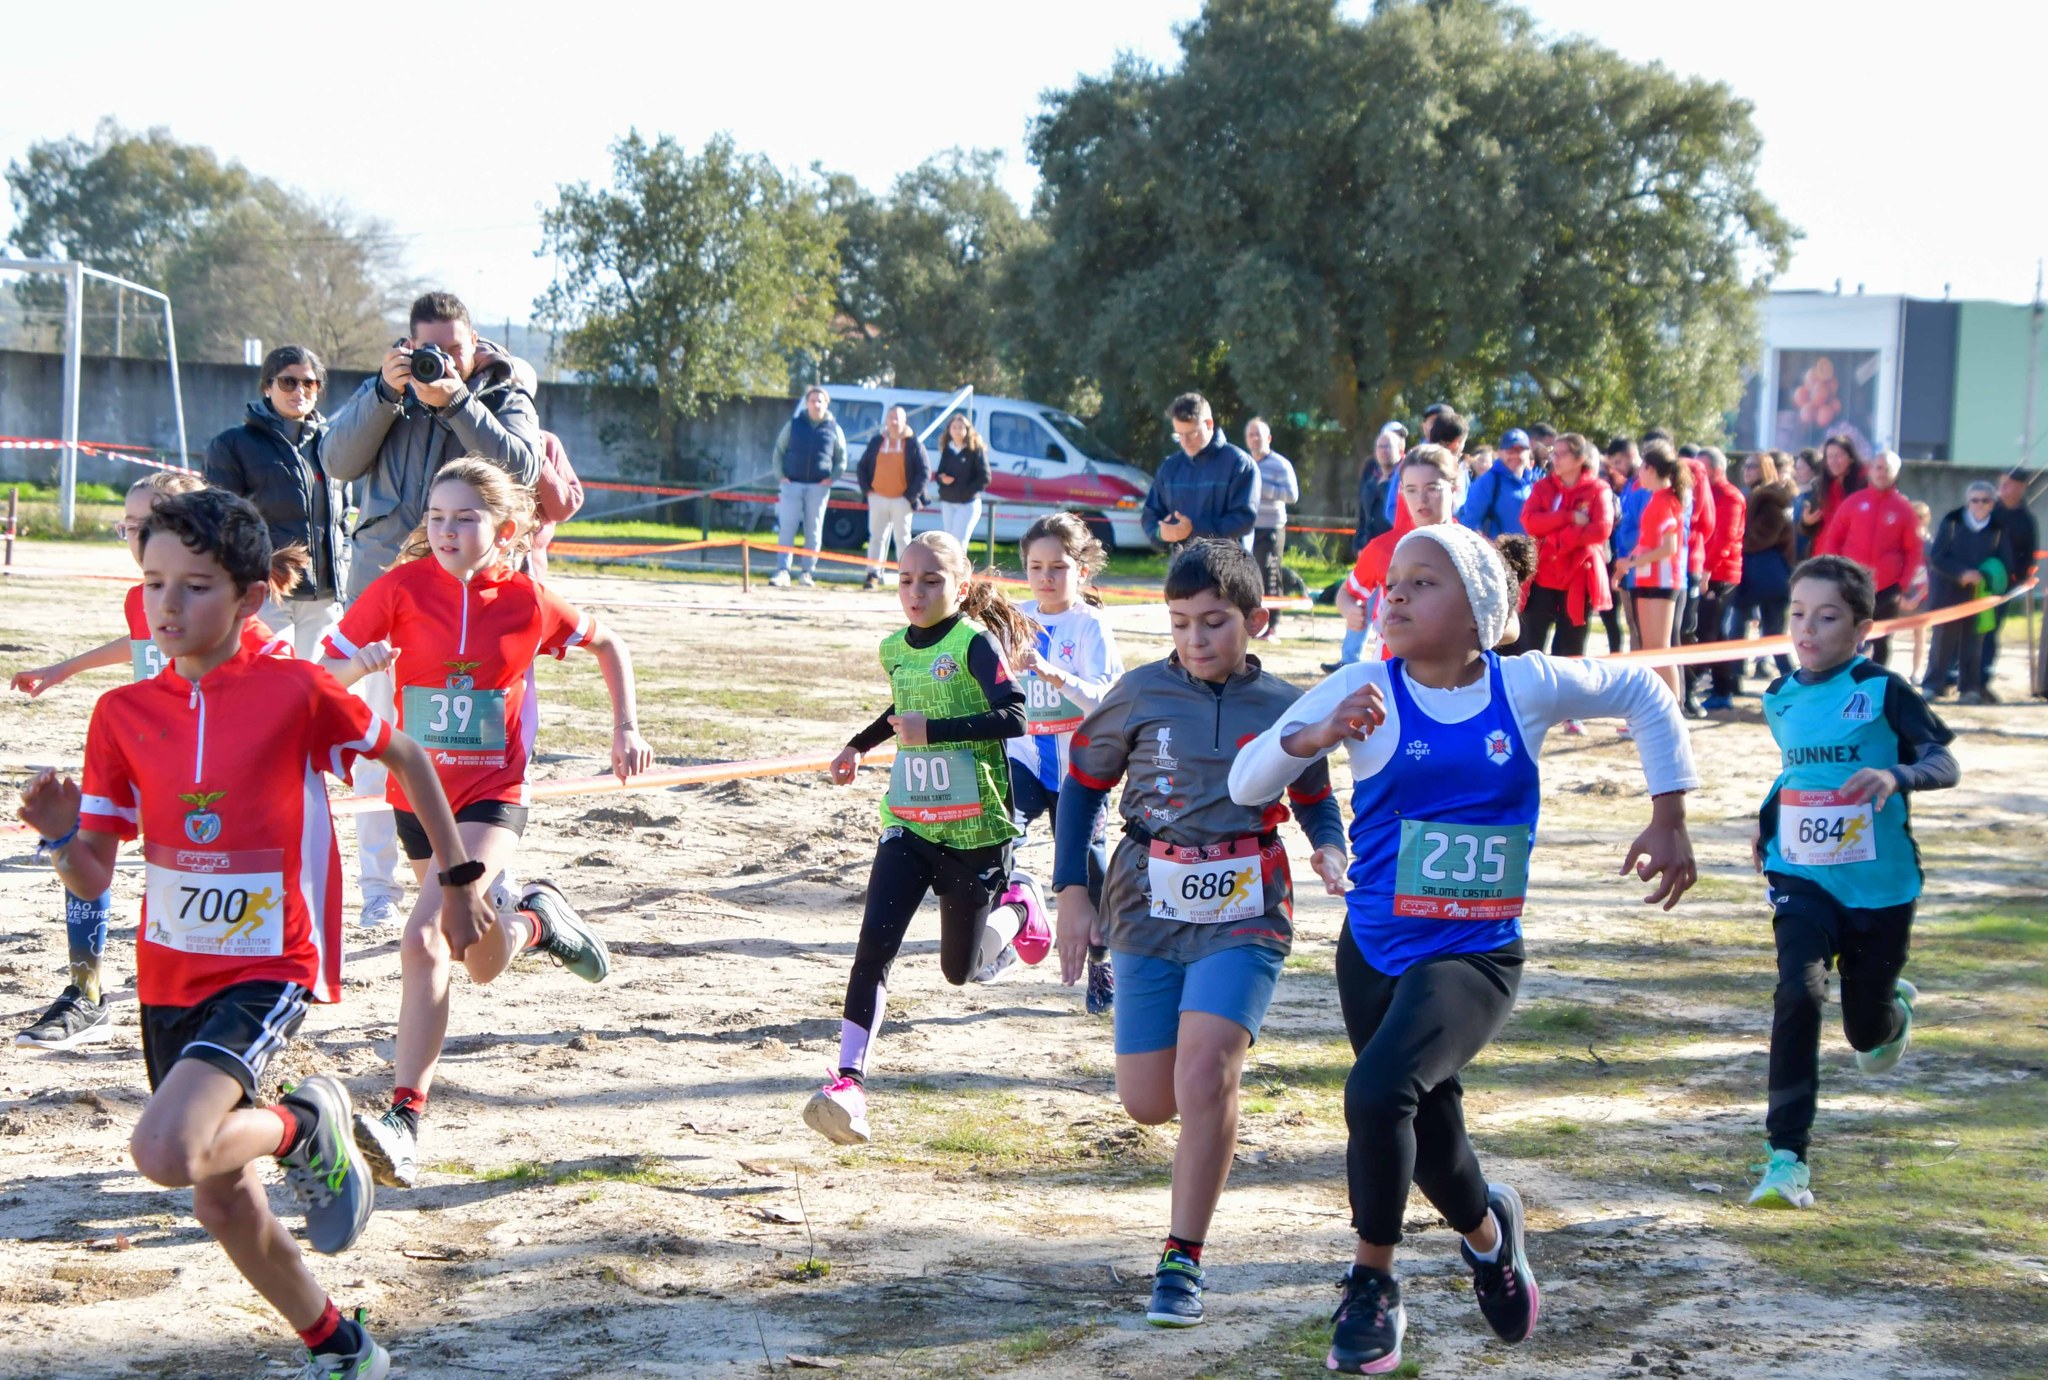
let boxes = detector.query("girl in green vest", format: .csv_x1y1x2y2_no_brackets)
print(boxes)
807,532,1051,1145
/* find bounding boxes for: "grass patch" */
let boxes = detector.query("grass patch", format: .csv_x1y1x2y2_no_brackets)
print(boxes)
1191,1312,1423,1378
435,1154,688,1188
996,1322,1097,1364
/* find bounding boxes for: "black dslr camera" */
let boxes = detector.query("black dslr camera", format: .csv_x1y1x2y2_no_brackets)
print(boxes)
409,343,455,383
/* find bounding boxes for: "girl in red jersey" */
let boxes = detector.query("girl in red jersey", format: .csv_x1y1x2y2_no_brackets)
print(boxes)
1613,442,1690,701
9,470,288,1054
19,489,497,1378
320,457,654,1190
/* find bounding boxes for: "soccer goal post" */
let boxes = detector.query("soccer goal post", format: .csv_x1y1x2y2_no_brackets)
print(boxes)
0,257,190,532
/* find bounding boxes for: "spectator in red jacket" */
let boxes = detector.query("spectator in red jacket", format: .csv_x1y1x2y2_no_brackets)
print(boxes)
1697,448,1748,711
1518,432,1613,655
1798,433,1867,548
1813,447,1923,666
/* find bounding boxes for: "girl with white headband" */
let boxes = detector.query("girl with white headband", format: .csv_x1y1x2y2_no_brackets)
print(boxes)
1230,522,1700,1374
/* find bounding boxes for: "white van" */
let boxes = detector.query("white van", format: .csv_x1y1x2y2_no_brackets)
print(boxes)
804,385,1154,551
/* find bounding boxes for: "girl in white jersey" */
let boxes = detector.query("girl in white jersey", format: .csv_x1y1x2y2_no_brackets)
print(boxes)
986,514,1125,1009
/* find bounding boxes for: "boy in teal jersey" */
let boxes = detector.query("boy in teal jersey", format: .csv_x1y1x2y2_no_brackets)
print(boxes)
1749,555,1958,1210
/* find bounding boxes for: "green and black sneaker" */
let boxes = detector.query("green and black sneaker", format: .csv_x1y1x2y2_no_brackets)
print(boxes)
522,879,610,983
278,1075,375,1254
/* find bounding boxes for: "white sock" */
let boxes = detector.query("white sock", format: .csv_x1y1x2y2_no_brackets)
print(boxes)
976,905,1024,971
1467,1209,1503,1263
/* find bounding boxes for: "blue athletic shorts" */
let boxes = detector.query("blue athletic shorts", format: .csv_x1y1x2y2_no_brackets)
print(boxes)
1111,945,1286,1055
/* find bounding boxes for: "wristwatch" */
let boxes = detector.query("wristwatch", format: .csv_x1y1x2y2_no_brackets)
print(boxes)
438,859,487,887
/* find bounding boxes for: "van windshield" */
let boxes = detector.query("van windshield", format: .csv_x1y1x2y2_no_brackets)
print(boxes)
1040,409,1121,463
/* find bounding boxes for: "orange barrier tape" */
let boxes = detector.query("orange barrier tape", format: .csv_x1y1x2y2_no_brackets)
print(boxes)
1598,578,2037,669
0,746,903,837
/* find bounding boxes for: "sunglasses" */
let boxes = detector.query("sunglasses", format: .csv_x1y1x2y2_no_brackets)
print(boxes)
272,375,321,393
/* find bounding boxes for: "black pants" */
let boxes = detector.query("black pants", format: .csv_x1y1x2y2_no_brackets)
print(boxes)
1733,593,1791,684
841,830,1011,1037
1867,585,1903,667
1013,769,1105,908
1697,580,1739,696
1253,527,1287,628
1765,874,1912,1159
1924,618,1984,696
1337,926,1523,1245
1519,584,1590,657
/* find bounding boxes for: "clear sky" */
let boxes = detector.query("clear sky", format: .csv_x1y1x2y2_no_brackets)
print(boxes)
1,1,2038,329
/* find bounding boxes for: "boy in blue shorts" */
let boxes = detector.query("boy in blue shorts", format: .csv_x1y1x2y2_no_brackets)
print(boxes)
1052,539,1350,1328
1748,554,1959,1209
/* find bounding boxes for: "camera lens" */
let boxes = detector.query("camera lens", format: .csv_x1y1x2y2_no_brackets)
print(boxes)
410,347,447,383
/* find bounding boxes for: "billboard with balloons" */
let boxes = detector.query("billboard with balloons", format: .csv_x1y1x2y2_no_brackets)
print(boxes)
1773,348,1880,454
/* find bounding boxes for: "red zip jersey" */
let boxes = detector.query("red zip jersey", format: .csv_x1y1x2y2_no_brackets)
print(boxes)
124,583,288,681
1632,489,1683,591
78,646,390,1006
324,558,590,812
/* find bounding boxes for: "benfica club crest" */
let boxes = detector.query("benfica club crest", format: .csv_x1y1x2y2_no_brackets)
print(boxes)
179,791,226,845
444,660,481,690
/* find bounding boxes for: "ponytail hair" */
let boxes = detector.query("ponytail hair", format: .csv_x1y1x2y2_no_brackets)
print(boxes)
906,530,1041,662
397,456,536,573
1018,511,1108,607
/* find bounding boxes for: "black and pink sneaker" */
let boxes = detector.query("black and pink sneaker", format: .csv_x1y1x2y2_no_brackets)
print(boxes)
1461,1181,1539,1345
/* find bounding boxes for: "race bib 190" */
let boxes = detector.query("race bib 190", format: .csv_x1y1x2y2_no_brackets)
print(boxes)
887,747,984,823
1024,673,1084,735
131,638,168,682
402,685,508,752
1146,837,1264,925
143,842,287,958
1778,789,1877,867
1393,819,1531,920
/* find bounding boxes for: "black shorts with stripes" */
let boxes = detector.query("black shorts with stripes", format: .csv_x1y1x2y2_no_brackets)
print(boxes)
140,980,308,1105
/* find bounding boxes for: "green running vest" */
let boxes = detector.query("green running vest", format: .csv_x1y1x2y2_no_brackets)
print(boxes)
878,620,1019,850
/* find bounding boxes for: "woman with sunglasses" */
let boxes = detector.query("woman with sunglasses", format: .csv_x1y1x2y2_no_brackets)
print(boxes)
202,345,350,658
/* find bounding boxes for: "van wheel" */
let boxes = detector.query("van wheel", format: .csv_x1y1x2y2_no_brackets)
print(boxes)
824,506,865,552
1083,516,1116,552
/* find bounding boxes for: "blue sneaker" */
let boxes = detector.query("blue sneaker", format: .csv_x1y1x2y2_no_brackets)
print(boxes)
1855,979,1917,1075
1147,1249,1204,1327
1701,694,1735,712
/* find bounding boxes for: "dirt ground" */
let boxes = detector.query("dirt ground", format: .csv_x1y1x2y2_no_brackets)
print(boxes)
2,538,2045,1379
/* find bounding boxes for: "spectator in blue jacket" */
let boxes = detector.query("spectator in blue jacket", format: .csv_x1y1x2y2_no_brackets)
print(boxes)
1355,422,1405,555
771,386,849,587
1461,427,1536,537
1606,436,1646,644
1143,392,1260,549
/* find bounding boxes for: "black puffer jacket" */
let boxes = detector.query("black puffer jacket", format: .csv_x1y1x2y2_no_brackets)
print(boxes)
203,402,348,599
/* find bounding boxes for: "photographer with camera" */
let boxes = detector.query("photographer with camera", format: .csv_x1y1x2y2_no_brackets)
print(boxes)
323,290,543,929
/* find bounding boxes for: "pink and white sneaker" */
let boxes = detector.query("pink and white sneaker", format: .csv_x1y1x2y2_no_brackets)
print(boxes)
1560,719,1585,737
1002,871,1052,966
802,1074,871,1145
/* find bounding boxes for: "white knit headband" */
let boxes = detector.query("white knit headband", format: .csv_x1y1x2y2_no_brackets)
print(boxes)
1394,525,1512,651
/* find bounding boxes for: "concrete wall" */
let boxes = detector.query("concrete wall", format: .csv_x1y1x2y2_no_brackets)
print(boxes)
0,350,797,514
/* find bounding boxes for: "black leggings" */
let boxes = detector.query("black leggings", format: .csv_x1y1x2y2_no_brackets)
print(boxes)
1518,583,1590,657
1766,874,1912,1159
1337,926,1524,1245
838,830,1011,1076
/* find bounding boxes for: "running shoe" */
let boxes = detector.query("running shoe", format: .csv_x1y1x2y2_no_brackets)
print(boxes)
297,1312,390,1380
1327,1264,1404,1374
352,1106,419,1190
1957,691,1988,706
1085,954,1115,1016
798,572,817,588
864,572,882,591
521,880,609,983
14,985,113,1050
802,1074,871,1145
1701,694,1734,712
1855,979,1917,1075
1001,871,1051,966
971,943,1019,984
1615,722,1634,738
278,1076,375,1254
358,896,402,930
1747,1146,1814,1210
1147,1249,1205,1327
1561,719,1585,737
1463,1182,1539,1344
769,568,791,588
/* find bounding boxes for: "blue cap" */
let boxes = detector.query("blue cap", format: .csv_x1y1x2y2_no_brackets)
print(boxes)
1501,428,1531,450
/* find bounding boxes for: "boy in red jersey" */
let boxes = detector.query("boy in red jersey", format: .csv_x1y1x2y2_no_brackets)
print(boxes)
10,471,288,1054
17,489,495,1378
320,458,653,1190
